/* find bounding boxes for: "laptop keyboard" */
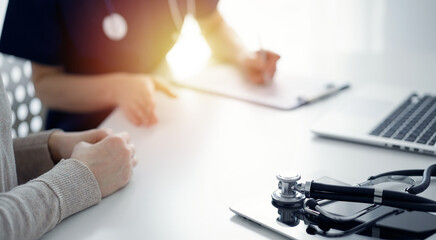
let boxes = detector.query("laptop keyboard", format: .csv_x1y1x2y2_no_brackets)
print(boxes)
370,94,436,146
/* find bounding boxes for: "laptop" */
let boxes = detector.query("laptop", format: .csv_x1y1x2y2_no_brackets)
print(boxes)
311,84,436,156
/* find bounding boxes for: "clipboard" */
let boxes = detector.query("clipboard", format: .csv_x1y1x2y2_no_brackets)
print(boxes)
171,64,349,110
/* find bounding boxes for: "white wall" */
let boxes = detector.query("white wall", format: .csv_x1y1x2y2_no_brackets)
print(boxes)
219,0,436,55
218,0,436,80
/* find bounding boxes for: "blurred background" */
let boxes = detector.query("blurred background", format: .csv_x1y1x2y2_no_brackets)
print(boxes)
164,0,436,86
219,0,436,55
217,0,436,85
0,0,44,138
2,0,436,80
0,0,435,137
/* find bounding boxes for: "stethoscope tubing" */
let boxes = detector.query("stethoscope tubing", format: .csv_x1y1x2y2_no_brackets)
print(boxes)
310,191,373,204
299,164,436,237
310,192,436,211
310,182,435,204
310,182,436,205
368,164,436,194
309,187,436,212
307,208,403,238
104,0,116,14
303,163,436,212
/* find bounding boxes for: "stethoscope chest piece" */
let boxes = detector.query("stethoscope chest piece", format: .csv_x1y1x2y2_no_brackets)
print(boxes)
272,173,305,207
103,13,128,41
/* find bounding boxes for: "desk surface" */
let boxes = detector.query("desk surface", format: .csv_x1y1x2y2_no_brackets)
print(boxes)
42,54,436,240
41,1,436,239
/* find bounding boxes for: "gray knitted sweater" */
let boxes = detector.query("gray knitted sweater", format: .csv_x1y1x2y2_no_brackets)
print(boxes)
0,79,101,239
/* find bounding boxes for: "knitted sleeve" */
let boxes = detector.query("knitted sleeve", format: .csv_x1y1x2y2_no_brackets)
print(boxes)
0,159,101,240
13,131,57,185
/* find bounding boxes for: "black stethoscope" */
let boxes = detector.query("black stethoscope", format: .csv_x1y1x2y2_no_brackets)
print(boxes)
102,0,195,41
271,164,436,237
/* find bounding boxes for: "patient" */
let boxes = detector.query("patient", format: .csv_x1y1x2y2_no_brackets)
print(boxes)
0,0,280,131
0,78,137,240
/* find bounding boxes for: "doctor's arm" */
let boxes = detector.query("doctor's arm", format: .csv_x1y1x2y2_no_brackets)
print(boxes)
197,10,280,84
31,63,175,126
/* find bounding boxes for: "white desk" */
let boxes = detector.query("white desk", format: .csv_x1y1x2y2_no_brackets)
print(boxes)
41,0,436,238
41,53,436,240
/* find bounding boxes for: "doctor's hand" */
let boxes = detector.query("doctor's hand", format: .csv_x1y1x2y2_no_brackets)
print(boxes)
115,74,177,127
48,128,113,164
240,50,280,85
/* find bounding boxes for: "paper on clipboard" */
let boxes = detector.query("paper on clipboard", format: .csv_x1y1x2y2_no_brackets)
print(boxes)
171,64,349,110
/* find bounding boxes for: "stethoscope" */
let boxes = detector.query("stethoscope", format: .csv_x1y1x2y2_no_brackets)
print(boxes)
271,164,436,237
102,0,195,41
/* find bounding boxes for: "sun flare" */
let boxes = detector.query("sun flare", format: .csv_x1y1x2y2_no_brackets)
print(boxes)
166,15,212,80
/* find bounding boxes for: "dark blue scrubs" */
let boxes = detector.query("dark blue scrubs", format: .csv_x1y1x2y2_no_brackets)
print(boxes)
0,0,218,131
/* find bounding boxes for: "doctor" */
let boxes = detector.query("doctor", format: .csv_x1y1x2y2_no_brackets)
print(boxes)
0,0,280,131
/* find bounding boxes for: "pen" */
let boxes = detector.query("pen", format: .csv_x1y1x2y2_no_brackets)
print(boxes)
297,84,350,106
257,24,271,85
260,49,271,85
